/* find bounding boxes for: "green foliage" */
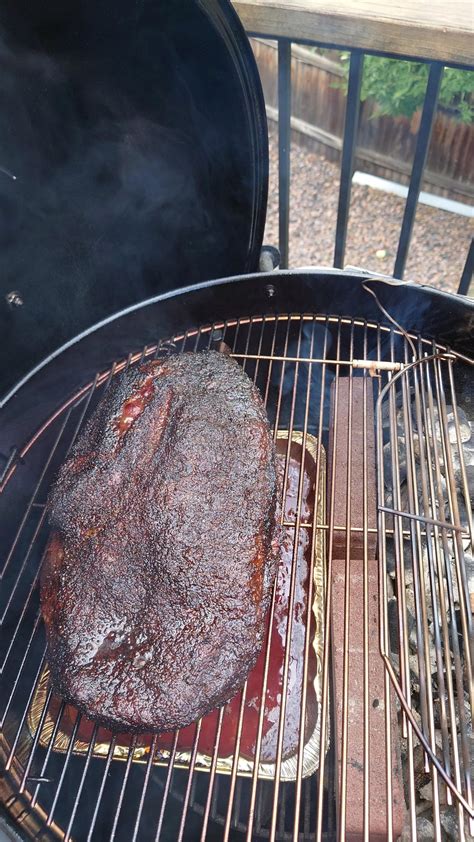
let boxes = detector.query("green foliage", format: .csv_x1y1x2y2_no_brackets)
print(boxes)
339,54,474,123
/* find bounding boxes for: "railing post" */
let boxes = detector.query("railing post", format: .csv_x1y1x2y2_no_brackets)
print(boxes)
334,50,364,269
394,62,443,279
278,39,291,270
457,238,474,295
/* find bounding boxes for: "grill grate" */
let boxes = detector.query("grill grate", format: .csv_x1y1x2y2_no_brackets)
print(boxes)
377,342,473,837
1,313,473,841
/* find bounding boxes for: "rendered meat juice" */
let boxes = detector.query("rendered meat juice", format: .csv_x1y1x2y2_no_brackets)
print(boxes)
44,436,319,766
41,351,278,733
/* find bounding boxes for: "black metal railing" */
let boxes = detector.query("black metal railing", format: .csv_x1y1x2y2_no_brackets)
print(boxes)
253,33,474,295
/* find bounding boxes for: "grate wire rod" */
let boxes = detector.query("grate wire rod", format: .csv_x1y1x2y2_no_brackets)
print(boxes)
376,353,474,820
1,314,473,842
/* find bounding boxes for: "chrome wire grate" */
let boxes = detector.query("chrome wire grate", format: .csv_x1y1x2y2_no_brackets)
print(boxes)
1,313,473,841
377,344,473,839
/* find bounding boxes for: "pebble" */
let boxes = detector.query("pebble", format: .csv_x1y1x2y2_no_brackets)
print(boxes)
264,127,473,292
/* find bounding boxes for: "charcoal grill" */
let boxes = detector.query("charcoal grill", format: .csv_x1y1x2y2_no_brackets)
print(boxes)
1,1,473,839
1,271,473,842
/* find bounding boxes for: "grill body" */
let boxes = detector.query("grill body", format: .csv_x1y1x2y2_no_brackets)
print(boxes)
1,270,473,841
0,0,268,398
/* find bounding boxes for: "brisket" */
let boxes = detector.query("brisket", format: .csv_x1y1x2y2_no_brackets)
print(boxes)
41,350,278,732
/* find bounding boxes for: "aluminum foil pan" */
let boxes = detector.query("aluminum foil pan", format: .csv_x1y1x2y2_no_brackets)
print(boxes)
27,431,327,781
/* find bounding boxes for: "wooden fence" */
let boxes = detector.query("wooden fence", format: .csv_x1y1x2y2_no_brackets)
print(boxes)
251,39,474,201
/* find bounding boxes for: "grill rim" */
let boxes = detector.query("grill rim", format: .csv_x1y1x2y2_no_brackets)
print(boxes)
2,268,473,412
1,275,473,842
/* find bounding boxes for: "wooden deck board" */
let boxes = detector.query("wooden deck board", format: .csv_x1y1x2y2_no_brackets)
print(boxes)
232,0,474,66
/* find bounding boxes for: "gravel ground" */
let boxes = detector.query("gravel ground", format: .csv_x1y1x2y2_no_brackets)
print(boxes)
264,126,473,294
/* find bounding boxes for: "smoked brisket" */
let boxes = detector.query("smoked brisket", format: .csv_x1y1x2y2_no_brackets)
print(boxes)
41,351,278,732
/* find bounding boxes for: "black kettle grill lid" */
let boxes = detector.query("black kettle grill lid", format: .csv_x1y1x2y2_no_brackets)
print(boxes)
0,0,268,392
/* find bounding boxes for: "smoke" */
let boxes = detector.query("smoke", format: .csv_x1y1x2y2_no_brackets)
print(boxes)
0,0,256,394
0,22,212,307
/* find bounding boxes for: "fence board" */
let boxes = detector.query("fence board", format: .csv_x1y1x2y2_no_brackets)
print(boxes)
252,39,474,201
